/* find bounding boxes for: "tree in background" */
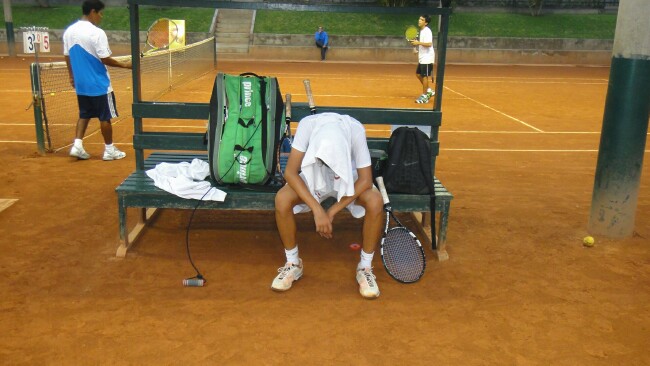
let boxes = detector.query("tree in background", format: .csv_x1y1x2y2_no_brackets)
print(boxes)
378,0,418,6
529,0,544,16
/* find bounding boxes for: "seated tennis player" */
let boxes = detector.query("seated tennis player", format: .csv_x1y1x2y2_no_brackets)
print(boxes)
272,113,384,299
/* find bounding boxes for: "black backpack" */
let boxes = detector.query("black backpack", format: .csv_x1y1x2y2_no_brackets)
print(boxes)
383,127,437,248
383,127,435,195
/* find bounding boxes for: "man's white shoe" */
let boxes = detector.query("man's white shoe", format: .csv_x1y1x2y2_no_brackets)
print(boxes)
103,147,126,161
271,259,303,291
69,145,90,160
356,267,380,299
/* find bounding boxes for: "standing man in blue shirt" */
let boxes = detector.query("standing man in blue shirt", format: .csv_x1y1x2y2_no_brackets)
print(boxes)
314,26,329,61
64,0,132,161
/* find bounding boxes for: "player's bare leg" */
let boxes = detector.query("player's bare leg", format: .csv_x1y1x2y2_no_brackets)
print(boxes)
354,187,383,299
272,184,305,291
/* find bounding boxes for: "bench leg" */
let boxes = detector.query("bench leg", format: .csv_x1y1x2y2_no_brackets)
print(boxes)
116,206,159,258
410,207,450,262
436,201,451,262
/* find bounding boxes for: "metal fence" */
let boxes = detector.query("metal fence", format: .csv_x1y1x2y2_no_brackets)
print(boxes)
447,0,618,8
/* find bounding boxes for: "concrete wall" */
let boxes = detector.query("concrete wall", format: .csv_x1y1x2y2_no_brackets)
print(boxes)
246,33,613,65
0,29,613,65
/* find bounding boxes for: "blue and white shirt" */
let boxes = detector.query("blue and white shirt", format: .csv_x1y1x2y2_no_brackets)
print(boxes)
63,20,113,96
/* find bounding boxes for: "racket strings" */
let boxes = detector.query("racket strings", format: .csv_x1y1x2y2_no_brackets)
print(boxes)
382,228,425,283
147,20,173,48
405,26,419,40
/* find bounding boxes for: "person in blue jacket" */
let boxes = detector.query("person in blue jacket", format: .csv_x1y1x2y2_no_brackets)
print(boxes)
314,26,329,61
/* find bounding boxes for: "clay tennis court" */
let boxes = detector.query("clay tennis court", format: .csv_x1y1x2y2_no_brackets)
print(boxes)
1,55,649,364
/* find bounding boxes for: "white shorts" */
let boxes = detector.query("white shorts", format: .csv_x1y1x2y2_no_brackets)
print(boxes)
292,169,367,218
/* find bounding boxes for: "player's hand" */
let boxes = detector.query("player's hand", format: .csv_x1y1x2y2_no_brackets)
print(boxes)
410,40,418,46
313,208,333,239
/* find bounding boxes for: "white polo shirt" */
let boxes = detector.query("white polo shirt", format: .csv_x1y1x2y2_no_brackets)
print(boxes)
418,26,435,65
63,20,113,96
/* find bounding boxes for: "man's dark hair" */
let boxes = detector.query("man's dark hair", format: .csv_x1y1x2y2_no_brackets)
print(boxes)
82,0,105,16
421,14,431,25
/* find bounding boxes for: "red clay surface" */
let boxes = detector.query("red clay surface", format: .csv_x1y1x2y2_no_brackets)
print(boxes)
1,56,649,365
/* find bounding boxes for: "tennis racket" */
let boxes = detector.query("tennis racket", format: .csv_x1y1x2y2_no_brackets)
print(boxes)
277,93,292,177
375,176,426,283
141,18,179,57
405,25,419,42
303,79,316,115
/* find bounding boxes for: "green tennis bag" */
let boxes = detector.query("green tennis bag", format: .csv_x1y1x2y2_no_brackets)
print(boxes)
207,72,285,185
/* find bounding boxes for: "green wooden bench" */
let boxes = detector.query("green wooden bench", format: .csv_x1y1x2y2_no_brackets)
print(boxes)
117,0,454,260
115,103,453,260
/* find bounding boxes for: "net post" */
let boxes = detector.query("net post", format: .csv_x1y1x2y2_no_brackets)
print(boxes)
30,63,46,155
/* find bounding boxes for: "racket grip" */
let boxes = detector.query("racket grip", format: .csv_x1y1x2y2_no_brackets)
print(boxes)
375,176,390,205
303,79,316,114
285,93,292,122
182,278,206,287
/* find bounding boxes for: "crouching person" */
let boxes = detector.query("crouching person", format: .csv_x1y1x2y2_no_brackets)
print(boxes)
272,113,384,299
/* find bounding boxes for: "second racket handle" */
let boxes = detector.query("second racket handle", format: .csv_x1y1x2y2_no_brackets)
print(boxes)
285,93,292,121
303,79,316,113
375,176,390,205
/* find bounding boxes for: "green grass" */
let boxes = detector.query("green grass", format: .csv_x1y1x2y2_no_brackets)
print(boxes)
0,5,215,32
0,5,617,39
254,11,617,39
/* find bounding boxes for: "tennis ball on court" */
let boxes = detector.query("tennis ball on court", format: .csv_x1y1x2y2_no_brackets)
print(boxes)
583,236,595,247
50,92,55,96
126,86,131,90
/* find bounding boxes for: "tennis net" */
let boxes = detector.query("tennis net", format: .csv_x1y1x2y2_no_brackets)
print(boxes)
31,37,216,152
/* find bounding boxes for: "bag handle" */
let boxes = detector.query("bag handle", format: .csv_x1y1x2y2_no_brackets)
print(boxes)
240,72,263,78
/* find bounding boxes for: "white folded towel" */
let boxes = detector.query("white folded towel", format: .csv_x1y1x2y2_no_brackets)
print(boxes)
146,158,227,201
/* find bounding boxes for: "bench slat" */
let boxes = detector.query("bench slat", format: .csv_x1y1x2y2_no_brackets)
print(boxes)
132,102,442,127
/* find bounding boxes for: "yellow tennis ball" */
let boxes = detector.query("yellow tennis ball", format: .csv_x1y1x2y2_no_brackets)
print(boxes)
126,86,131,90
50,92,55,96
583,236,595,247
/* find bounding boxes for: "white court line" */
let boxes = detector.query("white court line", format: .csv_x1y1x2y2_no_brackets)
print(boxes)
448,80,607,85
440,131,604,134
443,148,650,153
445,86,545,133
3,140,643,153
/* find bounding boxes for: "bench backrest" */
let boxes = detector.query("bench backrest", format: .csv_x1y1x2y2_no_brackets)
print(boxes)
132,102,442,174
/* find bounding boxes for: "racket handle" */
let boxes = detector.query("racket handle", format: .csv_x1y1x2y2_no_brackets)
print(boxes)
285,93,292,122
375,176,390,205
303,79,316,114
182,278,206,287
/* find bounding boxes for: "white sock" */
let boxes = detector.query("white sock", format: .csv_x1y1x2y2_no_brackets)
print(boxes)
358,249,374,269
73,139,83,149
105,143,115,151
285,246,300,265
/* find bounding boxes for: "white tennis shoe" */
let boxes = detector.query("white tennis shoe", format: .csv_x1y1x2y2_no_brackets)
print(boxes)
415,93,429,104
69,145,90,160
271,259,303,291
103,147,126,161
356,267,380,299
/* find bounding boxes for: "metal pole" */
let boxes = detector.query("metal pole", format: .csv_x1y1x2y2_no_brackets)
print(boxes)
588,0,650,238
3,0,16,57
